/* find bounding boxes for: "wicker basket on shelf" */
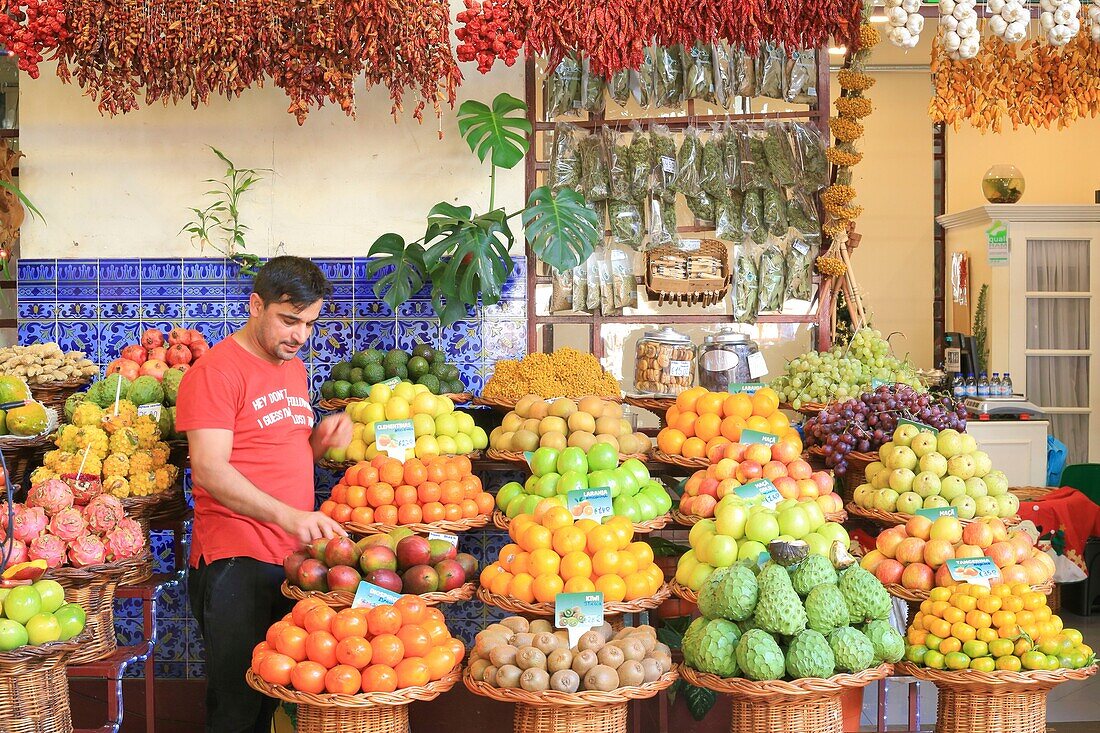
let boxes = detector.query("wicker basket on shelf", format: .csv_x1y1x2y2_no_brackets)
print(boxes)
669,579,698,604
477,584,671,618
29,376,92,413
885,578,1054,605
895,661,1097,733
121,480,187,543
464,667,678,733
845,502,1022,529
0,633,87,733
485,448,650,464
0,434,54,489
649,449,709,470
492,509,670,534
343,513,490,537
280,580,476,609
247,666,460,733
681,663,893,733
319,394,473,412
319,453,482,475
644,239,730,307
623,395,675,426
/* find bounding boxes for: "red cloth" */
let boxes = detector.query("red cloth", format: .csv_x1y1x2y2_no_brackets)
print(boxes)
1017,487,1100,572
175,337,316,567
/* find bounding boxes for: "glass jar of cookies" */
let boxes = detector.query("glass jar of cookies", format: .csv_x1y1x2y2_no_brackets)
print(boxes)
633,327,696,396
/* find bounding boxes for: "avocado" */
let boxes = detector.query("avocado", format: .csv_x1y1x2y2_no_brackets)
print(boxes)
350,382,371,399
332,381,352,399
348,367,364,384
364,364,386,384
417,374,442,395
330,362,353,382
407,356,430,379
412,343,435,361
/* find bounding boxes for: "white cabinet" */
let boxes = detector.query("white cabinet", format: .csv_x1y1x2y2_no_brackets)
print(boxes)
964,420,1049,487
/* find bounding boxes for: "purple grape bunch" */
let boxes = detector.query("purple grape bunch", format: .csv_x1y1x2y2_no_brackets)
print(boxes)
804,385,967,475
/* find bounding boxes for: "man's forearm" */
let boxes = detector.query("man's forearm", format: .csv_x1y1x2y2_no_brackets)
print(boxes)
192,459,293,528
309,432,327,462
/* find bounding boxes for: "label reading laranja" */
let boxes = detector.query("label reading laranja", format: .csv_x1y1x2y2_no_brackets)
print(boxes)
567,487,613,521
727,383,763,394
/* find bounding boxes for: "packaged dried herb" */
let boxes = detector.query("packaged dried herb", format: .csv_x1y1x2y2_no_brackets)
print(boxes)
733,248,759,323
580,56,606,114
677,126,703,197
609,199,644,249
549,123,582,192
722,123,743,189
586,250,601,312
578,132,610,201
785,237,816,301
714,191,743,240
757,43,787,100
627,122,652,202
610,246,638,310
598,250,616,314
763,121,797,187
546,54,582,118
634,46,655,107
683,42,716,103
742,189,767,244
785,49,817,105
792,121,828,191
712,42,734,107
686,191,714,222
757,243,787,313
763,185,789,237
550,267,574,312
654,45,685,108
606,128,630,201
650,124,678,198
648,196,678,248
734,46,757,97
786,189,820,234
608,68,632,107
700,127,725,198
572,261,589,313
739,126,771,189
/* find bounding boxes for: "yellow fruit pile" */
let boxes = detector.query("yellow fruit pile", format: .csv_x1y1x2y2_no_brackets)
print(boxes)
483,348,620,401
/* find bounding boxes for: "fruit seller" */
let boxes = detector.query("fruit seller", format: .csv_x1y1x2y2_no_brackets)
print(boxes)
176,256,353,732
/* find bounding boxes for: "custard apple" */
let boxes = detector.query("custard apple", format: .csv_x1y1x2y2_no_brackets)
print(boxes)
785,629,836,679
805,584,850,635
736,629,786,681
862,620,905,664
838,566,891,624
754,563,807,636
695,619,741,677
791,554,838,597
698,565,758,622
829,626,875,673
681,616,709,669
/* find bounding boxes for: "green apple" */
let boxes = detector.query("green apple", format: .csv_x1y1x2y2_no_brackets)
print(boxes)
686,562,715,591
951,495,977,519
873,488,899,512
534,473,559,498
913,471,942,498
558,470,588,495
737,540,767,562
497,481,524,511
0,619,28,651
613,495,641,523
620,458,650,488
715,503,748,539
816,522,849,548
674,551,698,585
959,434,977,454
745,512,780,545
911,432,939,458
634,492,659,521
984,470,1009,497
800,501,827,532
971,451,993,478
964,477,988,499
3,586,41,625
470,426,489,450
587,443,618,472
530,447,560,478
505,495,529,519
524,475,540,494
708,535,739,568
644,485,673,514
25,613,61,645
615,467,640,497
556,447,588,475
777,505,810,539
996,493,1019,517
32,580,64,614
974,496,1000,518
803,532,830,556
688,519,717,549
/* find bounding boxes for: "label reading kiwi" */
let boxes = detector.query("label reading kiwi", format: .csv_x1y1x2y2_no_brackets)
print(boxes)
740,429,779,446
916,506,958,521
555,591,605,647
351,581,402,609
946,557,999,588
567,488,613,521
897,418,939,436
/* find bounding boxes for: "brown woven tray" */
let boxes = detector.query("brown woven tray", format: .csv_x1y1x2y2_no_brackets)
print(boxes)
491,509,671,534
318,393,472,412
485,447,650,464
885,578,1054,603
650,449,709,469
623,395,676,417
669,579,698,604
30,376,92,411
474,394,623,411
476,583,672,617
0,631,88,733
247,666,461,706
846,501,1021,529
895,661,1097,690
670,508,705,526
343,513,490,536
319,451,483,474
463,667,679,707
280,580,476,608
644,239,731,307
680,662,893,699
1010,486,1056,502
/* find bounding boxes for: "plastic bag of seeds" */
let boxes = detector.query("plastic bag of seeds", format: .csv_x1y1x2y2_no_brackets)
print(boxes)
546,54,582,118
757,242,787,314
786,189,820,234
785,49,817,105
712,42,735,107
722,123,743,189
608,68,632,108
654,45,685,108
785,236,817,301
648,196,678,248
700,125,725,198
580,56,606,114
549,122,582,192
597,250,617,314
609,199,644,249
763,121,798,187
610,246,638,310
549,267,574,312
650,124,678,198
683,42,716,103
677,126,703,197
741,188,768,244
733,246,759,323
714,191,743,240
606,128,630,201
757,43,787,100
578,132,610,201
627,122,652,202
739,126,771,190
734,46,757,97
791,121,828,191
763,184,789,237
635,46,655,107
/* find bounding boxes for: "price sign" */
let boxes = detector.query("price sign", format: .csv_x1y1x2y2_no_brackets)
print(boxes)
567,488,613,521
757,551,771,568
137,403,162,421
352,581,402,609
740,429,779,446
555,592,605,646
945,348,962,373
916,506,958,521
748,352,769,379
375,419,415,460
523,451,536,469
381,377,402,389
870,378,889,389
946,557,1001,588
727,383,763,394
428,532,458,548
735,479,783,508
669,360,692,378
897,418,939,436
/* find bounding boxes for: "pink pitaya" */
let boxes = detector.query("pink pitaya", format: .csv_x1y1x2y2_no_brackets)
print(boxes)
12,505,48,544
27,479,75,516
83,494,124,535
62,474,103,506
28,532,67,568
49,507,87,543
67,533,107,567
1,538,28,569
104,517,145,560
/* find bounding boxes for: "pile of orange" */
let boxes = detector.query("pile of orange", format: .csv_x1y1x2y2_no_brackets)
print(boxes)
252,596,464,694
656,386,799,461
320,454,495,526
480,502,666,604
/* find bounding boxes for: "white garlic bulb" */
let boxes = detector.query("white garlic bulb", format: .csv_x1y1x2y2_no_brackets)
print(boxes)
1046,0,1081,44
1005,20,1029,42
943,0,980,58
888,0,925,47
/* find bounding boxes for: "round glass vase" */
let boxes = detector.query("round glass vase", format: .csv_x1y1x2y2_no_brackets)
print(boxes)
982,164,1025,204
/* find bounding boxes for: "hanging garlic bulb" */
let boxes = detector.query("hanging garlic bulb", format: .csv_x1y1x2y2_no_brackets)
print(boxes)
1088,0,1100,42
1041,0,1082,45
987,0,1030,43
886,0,923,48
941,0,980,58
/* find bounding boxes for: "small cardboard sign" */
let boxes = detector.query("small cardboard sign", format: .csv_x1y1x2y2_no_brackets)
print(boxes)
137,403,162,421
428,532,458,548
946,557,1001,588
740,429,779,447
916,506,958,521
351,581,402,609
567,488,613,521
898,418,939,436
727,383,764,394
669,360,693,378
735,479,782,509
375,419,415,460
555,592,605,647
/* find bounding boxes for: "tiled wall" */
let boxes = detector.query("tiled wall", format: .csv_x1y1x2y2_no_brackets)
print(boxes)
16,256,529,679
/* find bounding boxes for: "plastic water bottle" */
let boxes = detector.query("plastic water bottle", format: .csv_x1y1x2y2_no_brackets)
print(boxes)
966,373,978,397
990,373,1002,396
952,373,966,399
978,372,990,397
1002,373,1014,397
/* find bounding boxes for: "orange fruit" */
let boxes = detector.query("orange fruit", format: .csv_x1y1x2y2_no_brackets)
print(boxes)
424,646,457,681
259,653,296,686
510,573,535,602
421,502,446,523
542,506,574,532
592,549,620,577
446,638,466,665
397,625,432,658
752,387,780,415
696,392,726,416
475,492,495,515
520,524,553,552
275,626,309,663
420,618,450,646
335,636,373,669
665,404,681,426
394,484,418,507
552,526,586,555
575,518,599,535
675,387,706,413
720,415,747,442
604,516,634,549
745,415,770,433
616,551,639,576
320,500,336,517
595,574,627,602
672,411,698,437
403,460,427,487
370,634,405,668
331,484,348,505
627,542,654,566
656,428,687,455
532,574,565,603
586,526,618,554
291,598,328,629
624,573,652,601
350,507,374,525
374,505,398,525
394,596,428,626
395,658,431,688
766,412,790,435
529,548,562,577
325,664,362,694
417,482,442,504
332,504,353,523
722,393,753,420
379,460,404,486
490,570,514,596
560,551,593,581
498,543,521,571
305,630,338,668
397,503,423,525
367,606,403,637
681,437,707,459
361,664,398,693
694,413,722,442
441,480,464,505
290,660,327,694
511,551,530,576
460,499,479,518
564,576,596,593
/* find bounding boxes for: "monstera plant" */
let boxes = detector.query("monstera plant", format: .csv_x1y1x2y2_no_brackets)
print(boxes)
367,93,600,325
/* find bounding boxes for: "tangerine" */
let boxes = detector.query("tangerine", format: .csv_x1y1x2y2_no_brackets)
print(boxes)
444,503,463,521
672,411,698,437
345,485,367,509
370,634,405,668
397,503,423,525
290,660,327,694
275,626,309,662
258,653,296,686
397,625,433,658
560,551,593,581
696,392,726,416
367,606,403,637
694,413,722,442
532,574,565,603
361,664,398,692
394,485,419,507
417,482,442,504
335,636,373,669
374,505,399,525
394,596,428,626
424,646,457,680
595,574,627,602
681,437,707,459
395,658,431,688
324,664,362,694
332,504,353,523
304,630,338,668
656,428,687,455
722,393,753,420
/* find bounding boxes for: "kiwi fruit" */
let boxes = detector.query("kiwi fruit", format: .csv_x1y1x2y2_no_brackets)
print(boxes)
516,646,547,671
470,658,491,681
633,625,657,638
633,633,657,653
533,632,560,656
539,416,568,436
553,630,571,648
652,653,673,673
596,644,625,669
577,630,605,653
567,412,596,434
500,617,530,634
510,633,535,649
618,419,633,437
489,644,518,668
584,664,620,692
485,623,514,637
549,398,577,419
514,395,539,418
520,668,551,692
495,664,522,689
547,648,574,673
530,619,554,635
501,413,524,434
617,660,645,687
594,434,620,451
497,432,515,451
567,432,597,451
616,638,646,663
653,642,671,657
512,430,540,452
577,396,606,417
613,627,635,640
482,665,499,687
596,622,616,642
641,658,663,683
571,649,598,676
550,669,581,693
540,432,567,450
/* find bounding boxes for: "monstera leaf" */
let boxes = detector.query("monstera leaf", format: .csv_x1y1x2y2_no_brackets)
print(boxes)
422,204,514,324
523,185,601,273
457,93,532,170
364,233,427,311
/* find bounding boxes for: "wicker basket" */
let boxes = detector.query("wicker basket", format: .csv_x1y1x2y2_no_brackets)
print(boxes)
319,452,483,474
885,578,1054,604
669,579,698,604
681,663,893,733
29,377,92,413
1009,486,1056,502
280,580,476,609
0,634,86,733
485,447,650,464
644,239,730,307
165,438,189,470
121,481,187,541
343,513,490,537
246,666,459,733
793,402,830,418
474,395,623,411
650,449,709,469
0,434,53,489
670,508,703,526
477,584,671,617
895,662,1097,733
845,502,1021,529
623,395,675,425
319,394,473,412
492,509,671,534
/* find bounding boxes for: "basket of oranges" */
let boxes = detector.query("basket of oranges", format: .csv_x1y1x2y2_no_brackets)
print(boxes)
248,596,464,733
898,582,1097,733
477,508,671,617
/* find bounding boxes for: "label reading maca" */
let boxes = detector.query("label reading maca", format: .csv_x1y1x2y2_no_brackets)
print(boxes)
916,506,958,521
740,429,779,446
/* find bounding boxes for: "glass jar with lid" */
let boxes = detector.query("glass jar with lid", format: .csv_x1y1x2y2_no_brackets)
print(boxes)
633,327,696,395
697,330,761,392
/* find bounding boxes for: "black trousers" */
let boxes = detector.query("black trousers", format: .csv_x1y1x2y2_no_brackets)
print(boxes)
189,557,292,733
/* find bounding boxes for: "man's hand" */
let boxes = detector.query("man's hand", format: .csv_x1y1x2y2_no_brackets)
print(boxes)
311,413,353,460
281,507,347,544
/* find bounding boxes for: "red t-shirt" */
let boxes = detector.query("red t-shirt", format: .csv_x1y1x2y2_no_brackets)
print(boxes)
175,336,316,567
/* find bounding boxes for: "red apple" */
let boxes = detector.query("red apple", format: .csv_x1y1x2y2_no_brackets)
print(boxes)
787,459,813,480
876,526,906,559
796,479,820,499
770,441,799,465
697,477,719,498
923,539,955,569
955,544,984,559
896,537,927,564
901,563,934,591
743,443,772,465
986,542,1017,568
934,564,954,587
874,558,905,585
735,460,762,483
773,476,799,500
761,461,788,481
723,442,747,462
810,471,834,494
906,515,933,541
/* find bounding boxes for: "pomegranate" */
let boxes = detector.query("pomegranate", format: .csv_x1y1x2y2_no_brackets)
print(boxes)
120,344,148,365
140,359,169,380
107,358,141,381
167,327,193,346
188,340,210,360
140,328,164,349
187,328,205,344
165,344,193,367
148,346,167,361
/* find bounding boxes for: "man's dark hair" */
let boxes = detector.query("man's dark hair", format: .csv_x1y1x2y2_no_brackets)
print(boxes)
252,256,333,308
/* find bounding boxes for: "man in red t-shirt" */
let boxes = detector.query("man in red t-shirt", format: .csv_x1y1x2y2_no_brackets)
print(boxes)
176,256,351,733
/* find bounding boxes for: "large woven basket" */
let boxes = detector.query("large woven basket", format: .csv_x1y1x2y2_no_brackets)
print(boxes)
29,377,92,413
681,663,893,733
649,449,709,469
477,584,671,618
280,580,476,609
492,509,671,534
0,634,86,733
669,579,698,604
318,393,473,412
0,435,53,489
895,662,1097,733
319,452,483,474
485,447,650,464
343,513,490,537
121,480,187,542
845,502,1021,529
246,666,459,733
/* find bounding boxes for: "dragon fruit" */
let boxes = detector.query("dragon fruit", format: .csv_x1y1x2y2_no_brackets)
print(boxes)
13,505,48,543
27,479,75,516
62,474,103,506
83,495,124,535
28,532,66,568
104,517,145,560
68,533,107,567
1,538,28,568
49,507,87,542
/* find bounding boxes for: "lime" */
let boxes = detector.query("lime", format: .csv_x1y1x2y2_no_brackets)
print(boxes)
904,646,927,664
31,580,64,614
25,613,61,645
4,586,41,625
923,650,945,669
0,619,28,651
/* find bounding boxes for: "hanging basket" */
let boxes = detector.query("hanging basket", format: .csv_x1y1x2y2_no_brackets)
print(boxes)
280,580,476,609
343,513,490,537
476,584,671,617
895,662,1097,733
644,239,730,307
0,634,87,733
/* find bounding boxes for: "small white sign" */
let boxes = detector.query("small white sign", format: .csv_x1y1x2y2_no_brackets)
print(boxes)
748,352,768,379
137,404,162,421
669,360,692,378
